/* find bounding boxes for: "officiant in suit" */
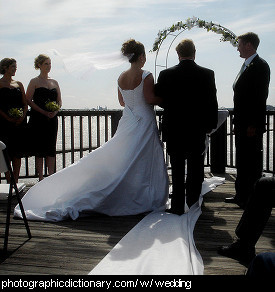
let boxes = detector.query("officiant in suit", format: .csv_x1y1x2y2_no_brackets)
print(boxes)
225,32,270,208
155,39,218,215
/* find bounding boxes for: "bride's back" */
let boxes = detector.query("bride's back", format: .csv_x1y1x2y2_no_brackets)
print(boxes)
118,70,143,91
118,70,152,112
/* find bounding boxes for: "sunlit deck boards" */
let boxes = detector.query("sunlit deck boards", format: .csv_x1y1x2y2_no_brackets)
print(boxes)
0,173,274,275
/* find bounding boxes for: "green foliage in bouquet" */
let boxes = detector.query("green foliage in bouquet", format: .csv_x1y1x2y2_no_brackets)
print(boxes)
151,17,238,52
45,100,61,112
8,108,23,118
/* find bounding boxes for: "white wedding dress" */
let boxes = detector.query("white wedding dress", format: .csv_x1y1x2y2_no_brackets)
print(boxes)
14,70,169,221
14,70,226,274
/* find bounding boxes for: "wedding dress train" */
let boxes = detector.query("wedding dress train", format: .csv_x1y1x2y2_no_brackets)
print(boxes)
89,176,224,275
14,70,169,221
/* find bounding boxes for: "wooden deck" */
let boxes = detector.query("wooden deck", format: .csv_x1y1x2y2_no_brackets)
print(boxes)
0,173,274,275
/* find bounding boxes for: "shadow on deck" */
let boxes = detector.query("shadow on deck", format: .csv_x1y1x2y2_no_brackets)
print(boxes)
0,173,274,275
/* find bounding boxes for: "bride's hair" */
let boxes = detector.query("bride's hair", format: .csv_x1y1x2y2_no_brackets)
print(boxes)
121,39,145,63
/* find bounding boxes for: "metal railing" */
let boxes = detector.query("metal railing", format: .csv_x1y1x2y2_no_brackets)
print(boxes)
1,109,275,182
224,110,275,174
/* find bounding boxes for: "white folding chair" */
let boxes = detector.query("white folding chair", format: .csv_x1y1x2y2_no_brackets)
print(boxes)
0,141,31,253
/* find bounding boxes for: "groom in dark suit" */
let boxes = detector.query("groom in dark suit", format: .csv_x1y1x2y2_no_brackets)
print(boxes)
225,32,270,208
155,39,218,215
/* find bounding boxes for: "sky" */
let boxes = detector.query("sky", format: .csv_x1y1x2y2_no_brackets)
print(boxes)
1,0,275,109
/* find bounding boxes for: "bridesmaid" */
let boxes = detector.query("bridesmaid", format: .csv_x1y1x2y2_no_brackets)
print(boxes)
26,54,62,181
0,58,28,182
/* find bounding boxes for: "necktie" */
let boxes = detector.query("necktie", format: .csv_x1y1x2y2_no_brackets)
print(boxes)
233,62,246,89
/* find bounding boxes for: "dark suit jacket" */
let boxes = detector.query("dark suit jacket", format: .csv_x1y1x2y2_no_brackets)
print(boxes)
233,55,270,133
155,60,218,146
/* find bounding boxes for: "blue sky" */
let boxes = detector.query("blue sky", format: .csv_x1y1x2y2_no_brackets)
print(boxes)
1,0,274,109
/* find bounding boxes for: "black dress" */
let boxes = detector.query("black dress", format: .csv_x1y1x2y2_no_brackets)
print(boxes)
0,87,27,158
28,87,58,157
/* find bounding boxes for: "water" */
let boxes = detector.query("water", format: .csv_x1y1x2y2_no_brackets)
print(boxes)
19,115,113,184
18,114,274,184
226,120,274,172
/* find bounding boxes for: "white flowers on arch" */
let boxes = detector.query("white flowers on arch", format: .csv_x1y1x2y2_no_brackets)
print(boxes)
152,17,238,52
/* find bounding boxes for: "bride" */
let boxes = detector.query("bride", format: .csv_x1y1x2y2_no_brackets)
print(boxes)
14,39,169,221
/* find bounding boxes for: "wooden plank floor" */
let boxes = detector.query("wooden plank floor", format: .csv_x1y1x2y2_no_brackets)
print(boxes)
0,173,274,275
196,173,275,275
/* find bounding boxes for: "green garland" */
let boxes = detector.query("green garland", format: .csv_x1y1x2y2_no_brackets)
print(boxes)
152,17,238,52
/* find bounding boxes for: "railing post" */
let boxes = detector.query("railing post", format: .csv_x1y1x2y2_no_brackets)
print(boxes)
210,120,227,174
111,110,122,137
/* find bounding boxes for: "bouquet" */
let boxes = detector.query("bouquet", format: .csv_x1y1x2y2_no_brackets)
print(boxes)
45,100,61,112
8,108,24,118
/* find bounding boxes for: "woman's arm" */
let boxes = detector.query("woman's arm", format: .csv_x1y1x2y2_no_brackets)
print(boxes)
18,81,28,116
14,81,28,125
54,80,62,107
143,73,162,105
0,109,12,122
48,80,62,118
118,88,125,107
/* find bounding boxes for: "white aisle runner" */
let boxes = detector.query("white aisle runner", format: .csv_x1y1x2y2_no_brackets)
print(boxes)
90,177,224,275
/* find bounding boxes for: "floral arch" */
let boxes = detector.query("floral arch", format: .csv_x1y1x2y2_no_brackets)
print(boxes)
152,17,238,78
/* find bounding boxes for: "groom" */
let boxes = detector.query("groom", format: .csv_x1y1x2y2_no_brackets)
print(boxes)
155,39,218,215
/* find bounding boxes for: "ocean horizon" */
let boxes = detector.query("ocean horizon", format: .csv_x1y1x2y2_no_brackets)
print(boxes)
17,112,274,185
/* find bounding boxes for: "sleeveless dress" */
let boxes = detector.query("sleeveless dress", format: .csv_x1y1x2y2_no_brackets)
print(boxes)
14,71,169,221
28,87,58,157
0,87,27,158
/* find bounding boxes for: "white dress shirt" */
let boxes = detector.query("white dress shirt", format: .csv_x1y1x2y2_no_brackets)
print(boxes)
244,53,258,68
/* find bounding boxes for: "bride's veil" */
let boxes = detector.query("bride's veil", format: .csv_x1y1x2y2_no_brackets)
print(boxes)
48,49,128,79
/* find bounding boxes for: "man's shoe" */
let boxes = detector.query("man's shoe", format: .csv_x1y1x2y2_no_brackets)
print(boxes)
218,239,256,264
224,196,245,209
165,207,185,216
224,196,237,203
